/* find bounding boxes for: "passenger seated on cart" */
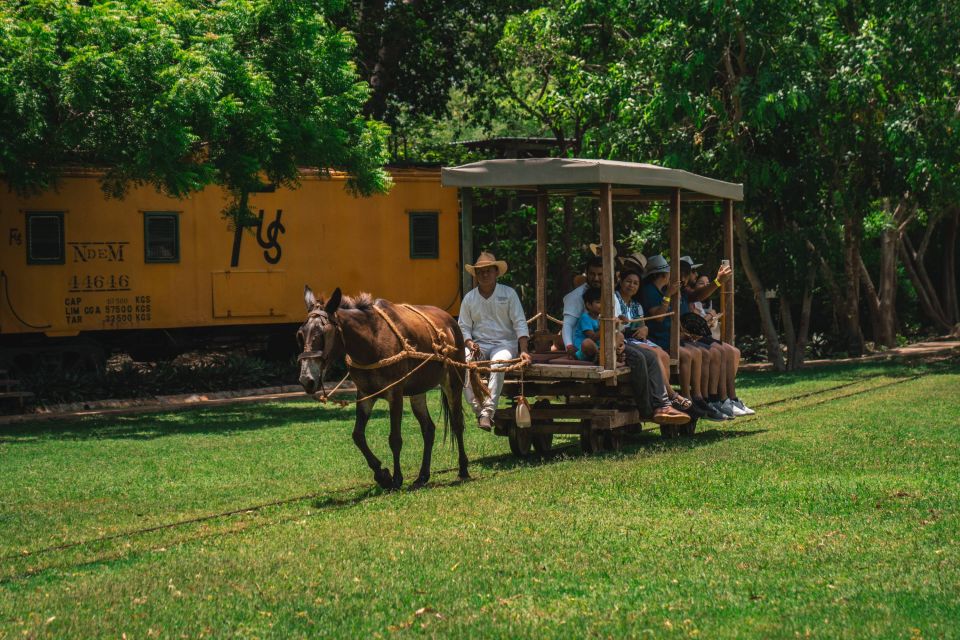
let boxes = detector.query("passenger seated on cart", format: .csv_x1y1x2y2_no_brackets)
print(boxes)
459,251,533,431
640,255,728,422
574,287,602,361
616,268,693,412
562,256,688,425
679,256,754,416
574,288,624,362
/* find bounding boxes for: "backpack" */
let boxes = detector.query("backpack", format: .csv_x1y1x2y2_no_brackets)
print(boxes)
681,312,711,339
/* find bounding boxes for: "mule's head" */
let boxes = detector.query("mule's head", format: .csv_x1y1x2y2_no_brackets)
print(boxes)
297,285,343,394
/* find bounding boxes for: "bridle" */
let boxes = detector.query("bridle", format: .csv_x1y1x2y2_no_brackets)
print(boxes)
297,306,343,368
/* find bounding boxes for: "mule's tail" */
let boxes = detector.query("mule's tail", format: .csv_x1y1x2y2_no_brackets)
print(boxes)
440,386,453,445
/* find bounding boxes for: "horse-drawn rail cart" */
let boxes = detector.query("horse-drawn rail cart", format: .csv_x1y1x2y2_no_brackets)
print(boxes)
441,158,744,457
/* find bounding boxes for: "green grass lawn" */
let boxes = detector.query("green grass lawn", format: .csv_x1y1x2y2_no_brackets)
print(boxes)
1,358,958,638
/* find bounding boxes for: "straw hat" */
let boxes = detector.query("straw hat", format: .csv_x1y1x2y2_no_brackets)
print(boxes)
465,251,508,277
644,254,671,277
619,251,647,274
588,243,619,259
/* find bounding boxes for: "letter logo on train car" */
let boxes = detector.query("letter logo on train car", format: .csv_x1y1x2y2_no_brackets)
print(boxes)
68,241,128,263
230,209,285,267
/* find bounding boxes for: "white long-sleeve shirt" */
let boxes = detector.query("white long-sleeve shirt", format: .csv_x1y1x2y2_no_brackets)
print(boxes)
458,283,529,347
561,283,589,347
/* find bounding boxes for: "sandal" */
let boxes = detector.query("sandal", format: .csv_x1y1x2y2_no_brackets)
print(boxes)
671,394,693,411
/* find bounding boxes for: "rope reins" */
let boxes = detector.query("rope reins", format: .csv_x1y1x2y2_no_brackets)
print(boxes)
307,303,526,405
303,298,676,406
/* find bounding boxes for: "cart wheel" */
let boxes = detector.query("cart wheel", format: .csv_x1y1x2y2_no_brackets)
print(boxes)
607,431,624,452
580,430,604,454
532,433,554,456
679,417,698,437
508,429,533,458
660,424,680,439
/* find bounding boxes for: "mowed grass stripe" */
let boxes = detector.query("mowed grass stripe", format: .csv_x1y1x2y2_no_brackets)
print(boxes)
1,368,957,638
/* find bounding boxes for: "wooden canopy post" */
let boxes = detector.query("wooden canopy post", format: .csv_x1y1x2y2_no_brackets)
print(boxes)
535,190,549,334
460,188,474,297
669,188,681,370
722,198,736,344
598,183,616,370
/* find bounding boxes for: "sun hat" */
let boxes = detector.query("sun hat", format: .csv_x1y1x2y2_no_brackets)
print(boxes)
619,251,647,274
465,251,508,277
644,254,671,277
680,255,703,270
588,243,618,259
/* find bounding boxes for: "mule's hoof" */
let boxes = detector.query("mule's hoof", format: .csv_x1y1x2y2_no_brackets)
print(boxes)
456,472,471,483
410,477,429,490
391,473,404,490
374,468,393,489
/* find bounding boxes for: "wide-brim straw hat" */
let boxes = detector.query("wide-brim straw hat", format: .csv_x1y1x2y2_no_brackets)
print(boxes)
619,252,647,274
644,254,670,277
588,243,618,259
465,251,508,277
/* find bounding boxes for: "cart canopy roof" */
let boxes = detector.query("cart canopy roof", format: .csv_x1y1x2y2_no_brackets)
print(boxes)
441,157,743,202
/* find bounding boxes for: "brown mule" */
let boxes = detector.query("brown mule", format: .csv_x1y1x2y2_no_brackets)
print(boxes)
297,286,478,490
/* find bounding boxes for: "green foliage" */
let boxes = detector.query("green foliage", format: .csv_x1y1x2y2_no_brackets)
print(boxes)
0,0,391,222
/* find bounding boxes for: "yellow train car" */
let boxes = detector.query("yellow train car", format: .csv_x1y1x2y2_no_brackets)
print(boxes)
0,167,462,369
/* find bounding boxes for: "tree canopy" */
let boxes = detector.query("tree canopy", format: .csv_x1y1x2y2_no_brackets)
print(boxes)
0,0,391,221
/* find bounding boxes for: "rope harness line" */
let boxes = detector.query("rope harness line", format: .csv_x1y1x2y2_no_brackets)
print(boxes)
304,301,681,406
309,303,527,406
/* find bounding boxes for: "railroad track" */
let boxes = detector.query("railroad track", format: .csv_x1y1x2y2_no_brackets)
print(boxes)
0,367,943,584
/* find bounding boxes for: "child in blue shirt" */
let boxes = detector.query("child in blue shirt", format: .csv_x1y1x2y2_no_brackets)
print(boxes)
574,287,602,361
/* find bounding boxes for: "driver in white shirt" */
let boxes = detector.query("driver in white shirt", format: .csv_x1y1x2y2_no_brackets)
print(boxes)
458,252,532,430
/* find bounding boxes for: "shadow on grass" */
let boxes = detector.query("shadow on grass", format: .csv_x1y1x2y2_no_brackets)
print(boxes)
0,401,354,444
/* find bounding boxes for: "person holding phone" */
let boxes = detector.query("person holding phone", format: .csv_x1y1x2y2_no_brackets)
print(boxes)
680,256,754,417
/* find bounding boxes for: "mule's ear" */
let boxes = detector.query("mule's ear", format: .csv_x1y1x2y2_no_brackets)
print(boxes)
325,287,342,314
304,285,317,311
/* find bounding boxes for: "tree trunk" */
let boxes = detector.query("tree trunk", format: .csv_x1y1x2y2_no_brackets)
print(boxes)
900,232,953,332
842,212,865,356
876,219,899,347
858,254,883,347
781,292,798,370
794,265,816,368
735,210,784,370
804,235,844,336
942,207,959,326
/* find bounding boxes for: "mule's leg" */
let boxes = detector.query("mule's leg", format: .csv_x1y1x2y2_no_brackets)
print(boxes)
387,391,405,490
443,369,470,481
353,398,392,489
409,393,435,489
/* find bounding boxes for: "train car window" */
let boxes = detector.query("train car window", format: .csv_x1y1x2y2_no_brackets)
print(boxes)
25,212,65,264
409,212,439,259
144,212,180,263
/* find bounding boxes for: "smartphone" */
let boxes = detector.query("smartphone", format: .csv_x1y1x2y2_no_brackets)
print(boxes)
721,259,730,267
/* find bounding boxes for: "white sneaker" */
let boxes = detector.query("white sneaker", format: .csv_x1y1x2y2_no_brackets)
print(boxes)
722,398,747,417
733,399,755,415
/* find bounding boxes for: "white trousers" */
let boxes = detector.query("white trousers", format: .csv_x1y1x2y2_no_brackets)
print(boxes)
464,342,517,419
